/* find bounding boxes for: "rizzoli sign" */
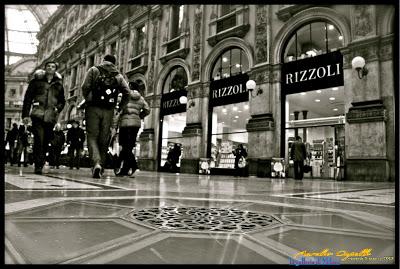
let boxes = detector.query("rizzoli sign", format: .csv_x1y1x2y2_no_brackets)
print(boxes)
210,73,249,107
281,51,344,93
161,90,187,116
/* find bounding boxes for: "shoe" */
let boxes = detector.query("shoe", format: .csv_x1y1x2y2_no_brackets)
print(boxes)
92,164,102,178
34,167,43,175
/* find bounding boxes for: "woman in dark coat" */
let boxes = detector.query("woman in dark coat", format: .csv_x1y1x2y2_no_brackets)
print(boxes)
16,125,29,167
50,123,65,169
232,144,248,177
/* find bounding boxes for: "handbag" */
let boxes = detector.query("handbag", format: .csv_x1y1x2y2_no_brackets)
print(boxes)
5,142,10,151
238,156,247,168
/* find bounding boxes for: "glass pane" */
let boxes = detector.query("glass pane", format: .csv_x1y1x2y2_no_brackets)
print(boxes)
308,22,326,56
221,50,231,78
327,24,344,52
160,112,186,167
163,66,188,93
286,86,345,123
230,48,242,76
210,102,249,169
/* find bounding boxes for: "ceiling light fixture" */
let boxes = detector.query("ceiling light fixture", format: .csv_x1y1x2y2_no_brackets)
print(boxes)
328,25,334,30
332,87,338,91
329,97,335,101
222,57,228,62
333,108,338,111
316,90,322,93
315,99,321,102
300,92,306,95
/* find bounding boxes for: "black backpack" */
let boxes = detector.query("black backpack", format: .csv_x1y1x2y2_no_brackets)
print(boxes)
92,66,119,108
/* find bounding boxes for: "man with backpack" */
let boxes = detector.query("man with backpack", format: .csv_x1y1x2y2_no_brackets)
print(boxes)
81,55,131,178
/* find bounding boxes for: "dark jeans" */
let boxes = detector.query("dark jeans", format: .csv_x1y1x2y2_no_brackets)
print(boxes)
85,105,114,167
68,146,82,168
16,144,28,166
49,146,63,167
6,141,16,164
31,118,55,168
294,160,304,179
119,126,140,172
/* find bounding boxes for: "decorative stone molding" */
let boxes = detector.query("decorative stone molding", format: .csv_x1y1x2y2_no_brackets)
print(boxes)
246,113,275,132
139,128,155,141
147,17,159,93
379,34,394,62
276,5,313,22
182,123,203,137
159,48,190,65
255,5,269,64
207,24,250,47
191,5,203,82
342,36,383,68
351,5,376,40
346,100,386,123
186,83,203,99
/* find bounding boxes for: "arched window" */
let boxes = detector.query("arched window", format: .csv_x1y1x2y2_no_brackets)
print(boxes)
162,66,188,94
210,47,249,81
282,21,344,63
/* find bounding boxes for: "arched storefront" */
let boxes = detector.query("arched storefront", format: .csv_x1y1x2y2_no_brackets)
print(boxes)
280,20,346,179
206,46,251,175
158,66,188,171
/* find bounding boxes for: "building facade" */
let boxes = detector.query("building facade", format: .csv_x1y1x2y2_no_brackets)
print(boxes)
4,58,37,132
35,5,396,181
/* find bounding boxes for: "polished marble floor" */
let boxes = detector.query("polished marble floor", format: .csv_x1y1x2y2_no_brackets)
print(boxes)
4,165,396,264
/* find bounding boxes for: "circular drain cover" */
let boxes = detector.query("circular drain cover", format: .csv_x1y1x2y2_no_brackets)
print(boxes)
130,207,282,232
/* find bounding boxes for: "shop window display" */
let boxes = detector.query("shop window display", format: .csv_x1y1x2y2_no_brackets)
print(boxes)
285,87,345,179
210,102,250,169
160,112,185,168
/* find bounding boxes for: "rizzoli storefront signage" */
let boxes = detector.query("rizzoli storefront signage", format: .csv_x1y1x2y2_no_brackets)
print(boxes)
161,90,187,116
281,51,344,93
210,73,249,107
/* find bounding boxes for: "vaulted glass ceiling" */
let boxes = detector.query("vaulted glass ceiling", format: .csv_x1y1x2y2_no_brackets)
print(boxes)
5,5,59,65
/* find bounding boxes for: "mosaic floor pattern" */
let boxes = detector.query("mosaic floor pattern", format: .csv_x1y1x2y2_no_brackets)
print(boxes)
4,166,396,265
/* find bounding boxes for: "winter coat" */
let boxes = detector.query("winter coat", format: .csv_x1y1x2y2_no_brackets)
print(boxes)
67,127,85,149
22,70,65,124
119,90,150,128
51,130,65,148
291,141,306,161
6,126,19,144
81,61,130,107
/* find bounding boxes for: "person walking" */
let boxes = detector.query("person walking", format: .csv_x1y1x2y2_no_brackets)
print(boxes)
81,54,131,178
115,81,150,176
5,123,19,166
22,61,65,174
290,136,307,180
15,125,29,167
66,120,85,170
50,123,65,169
232,144,248,177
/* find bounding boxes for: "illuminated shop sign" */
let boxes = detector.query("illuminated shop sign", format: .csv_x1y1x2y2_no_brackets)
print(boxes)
161,90,187,116
281,51,344,93
210,73,249,107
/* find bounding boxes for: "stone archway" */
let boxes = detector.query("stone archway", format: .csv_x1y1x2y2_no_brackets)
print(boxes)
271,7,351,64
155,59,191,96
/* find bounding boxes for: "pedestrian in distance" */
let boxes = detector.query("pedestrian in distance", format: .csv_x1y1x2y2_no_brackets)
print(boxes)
81,54,131,178
15,124,29,167
290,135,307,180
49,123,65,169
22,61,66,174
5,123,19,166
232,144,248,177
66,120,85,170
115,81,150,176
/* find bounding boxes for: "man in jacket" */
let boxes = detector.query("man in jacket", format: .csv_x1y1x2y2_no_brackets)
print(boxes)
16,125,29,167
290,136,307,180
232,144,248,177
66,120,85,170
81,54,131,178
22,61,65,174
116,81,150,176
